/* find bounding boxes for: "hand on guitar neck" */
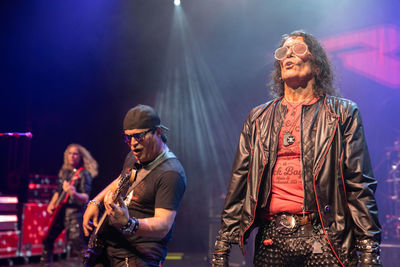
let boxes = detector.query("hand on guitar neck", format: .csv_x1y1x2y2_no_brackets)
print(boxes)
82,171,135,238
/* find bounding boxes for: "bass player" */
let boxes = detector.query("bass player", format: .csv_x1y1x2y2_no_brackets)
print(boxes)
82,104,186,267
41,143,98,265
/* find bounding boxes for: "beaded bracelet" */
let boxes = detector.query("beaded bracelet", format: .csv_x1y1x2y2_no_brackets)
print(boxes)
120,217,139,235
88,199,101,207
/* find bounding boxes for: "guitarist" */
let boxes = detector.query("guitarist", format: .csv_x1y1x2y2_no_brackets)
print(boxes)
41,143,98,265
83,104,187,267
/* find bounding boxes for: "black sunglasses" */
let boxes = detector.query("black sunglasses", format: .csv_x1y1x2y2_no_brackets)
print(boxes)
123,128,155,144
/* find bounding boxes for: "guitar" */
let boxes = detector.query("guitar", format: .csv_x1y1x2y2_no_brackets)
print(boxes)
44,167,84,240
83,170,136,267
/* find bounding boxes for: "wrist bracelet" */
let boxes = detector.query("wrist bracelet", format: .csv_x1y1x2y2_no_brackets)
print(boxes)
120,217,139,235
88,199,101,207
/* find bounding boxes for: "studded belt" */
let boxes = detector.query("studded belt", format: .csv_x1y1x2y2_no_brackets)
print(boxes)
262,212,316,234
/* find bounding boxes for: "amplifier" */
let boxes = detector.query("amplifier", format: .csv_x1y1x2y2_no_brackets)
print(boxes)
27,174,59,202
0,230,20,259
0,196,18,213
27,184,58,202
20,203,66,256
0,215,18,231
27,174,58,185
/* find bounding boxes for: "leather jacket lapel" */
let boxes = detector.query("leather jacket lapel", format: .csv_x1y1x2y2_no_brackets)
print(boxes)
257,98,283,159
313,100,339,175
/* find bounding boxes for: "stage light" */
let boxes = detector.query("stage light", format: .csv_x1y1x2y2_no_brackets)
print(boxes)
155,7,238,194
0,196,18,204
0,215,18,222
174,0,181,6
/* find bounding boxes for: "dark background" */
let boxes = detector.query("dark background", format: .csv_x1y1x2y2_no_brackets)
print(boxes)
1,0,400,260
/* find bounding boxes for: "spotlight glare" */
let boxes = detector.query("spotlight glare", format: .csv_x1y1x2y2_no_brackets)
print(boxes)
174,0,181,6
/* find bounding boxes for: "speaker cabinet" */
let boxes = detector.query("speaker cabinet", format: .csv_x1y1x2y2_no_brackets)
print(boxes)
0,230,19,259
20,203,66,256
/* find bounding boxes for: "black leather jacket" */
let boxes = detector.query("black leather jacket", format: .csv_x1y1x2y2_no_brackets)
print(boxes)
215,95,381,265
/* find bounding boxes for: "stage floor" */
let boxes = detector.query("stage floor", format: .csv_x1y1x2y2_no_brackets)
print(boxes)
0,254,210,267
2,243,400,266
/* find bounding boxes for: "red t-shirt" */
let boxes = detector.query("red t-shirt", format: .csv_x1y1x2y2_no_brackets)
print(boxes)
267,98,318,215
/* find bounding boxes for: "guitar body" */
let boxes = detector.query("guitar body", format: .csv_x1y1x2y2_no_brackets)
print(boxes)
83,171,136,267
83,212,108,266
43,198,67,240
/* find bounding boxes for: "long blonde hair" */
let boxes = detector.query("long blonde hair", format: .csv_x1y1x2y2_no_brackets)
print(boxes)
59,144,99,178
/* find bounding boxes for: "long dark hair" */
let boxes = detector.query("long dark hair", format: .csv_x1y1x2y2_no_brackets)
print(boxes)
270,30,338,97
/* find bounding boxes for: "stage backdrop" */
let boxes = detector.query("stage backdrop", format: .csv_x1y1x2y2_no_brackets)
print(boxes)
1,0,399,259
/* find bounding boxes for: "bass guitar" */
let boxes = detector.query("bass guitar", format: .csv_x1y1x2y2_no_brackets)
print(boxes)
44,167,84,240
83,170,136,266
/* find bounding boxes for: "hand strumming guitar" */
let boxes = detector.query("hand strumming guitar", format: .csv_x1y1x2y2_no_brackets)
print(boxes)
82,176,120,237
47,199,56,215
62,181,76,197
83,201,100,237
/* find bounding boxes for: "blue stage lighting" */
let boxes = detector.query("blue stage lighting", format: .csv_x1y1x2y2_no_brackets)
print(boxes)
174,0,181,6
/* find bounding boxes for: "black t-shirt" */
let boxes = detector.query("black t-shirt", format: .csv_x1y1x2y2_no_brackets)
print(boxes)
105,151,186,263
57,168,92,209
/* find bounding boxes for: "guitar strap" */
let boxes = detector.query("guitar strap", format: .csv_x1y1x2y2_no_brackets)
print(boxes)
72,167,84,181
124,150,176,204
60,166,85,204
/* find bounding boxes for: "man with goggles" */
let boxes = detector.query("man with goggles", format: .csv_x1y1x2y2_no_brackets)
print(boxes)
213,31,381,266
274,42,308,60
83,104,186,267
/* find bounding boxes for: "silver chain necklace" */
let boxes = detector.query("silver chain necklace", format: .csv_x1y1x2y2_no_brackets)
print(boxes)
280,97,314,146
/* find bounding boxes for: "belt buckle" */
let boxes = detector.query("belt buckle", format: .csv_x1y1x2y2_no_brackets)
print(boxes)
274,213,299,234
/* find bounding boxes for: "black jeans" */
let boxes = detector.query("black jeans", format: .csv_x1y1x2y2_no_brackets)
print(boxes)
41,207,86,262
108,256,161,267
253,220,356,267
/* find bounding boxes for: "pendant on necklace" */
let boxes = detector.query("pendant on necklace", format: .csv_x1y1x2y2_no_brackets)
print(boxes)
283,131,295,146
